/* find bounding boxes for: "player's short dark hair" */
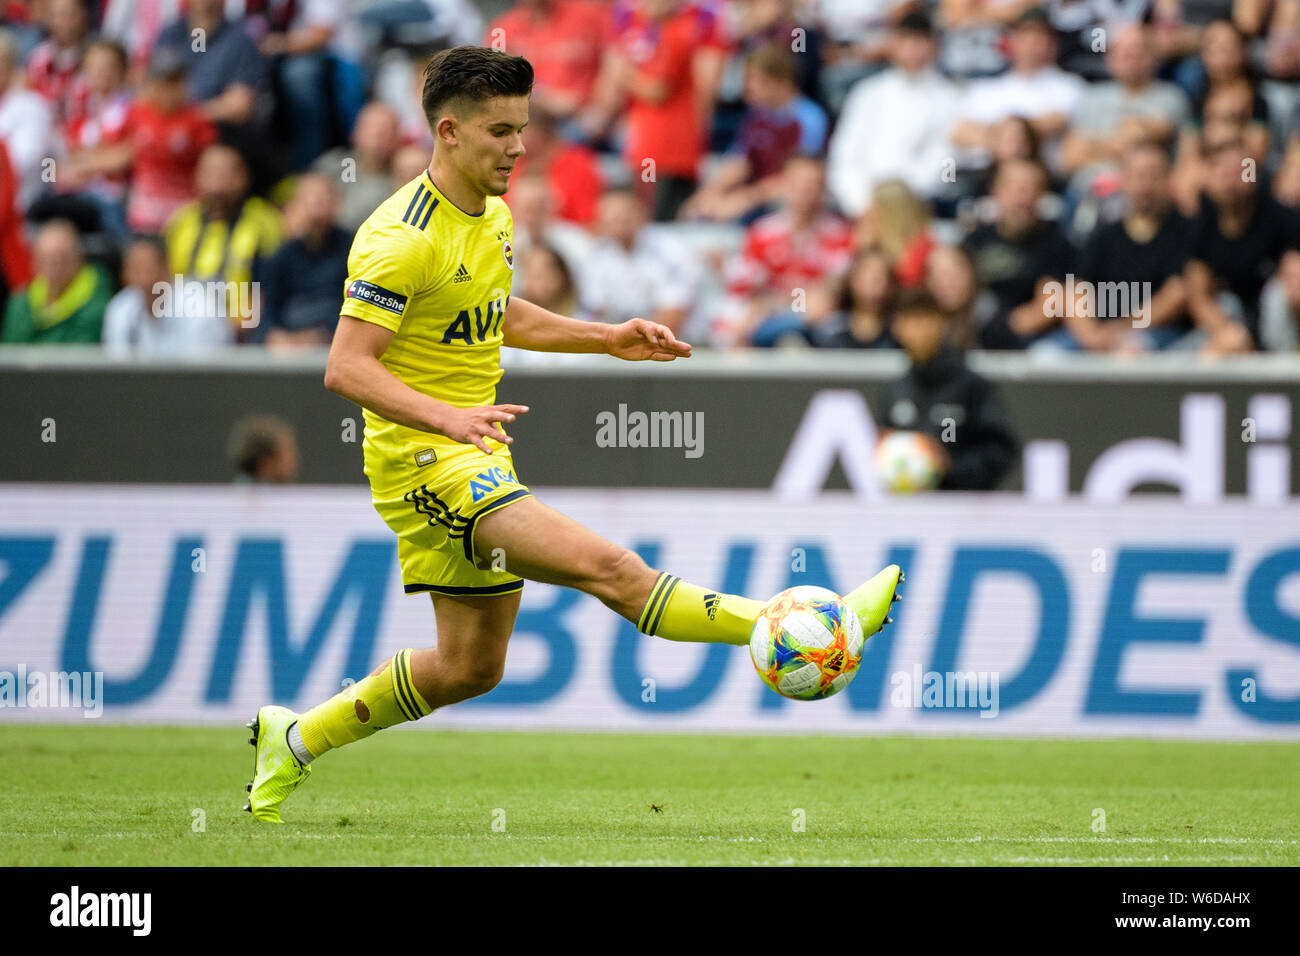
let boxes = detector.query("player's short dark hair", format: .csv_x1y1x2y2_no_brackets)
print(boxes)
893,287,945,318
421,45,534,130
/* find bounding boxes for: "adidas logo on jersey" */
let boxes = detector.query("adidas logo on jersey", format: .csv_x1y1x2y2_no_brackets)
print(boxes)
704,592,721,620
453,263,472,283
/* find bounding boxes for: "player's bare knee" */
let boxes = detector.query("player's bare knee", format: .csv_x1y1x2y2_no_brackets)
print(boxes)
588,547,652,606
446,659,505,701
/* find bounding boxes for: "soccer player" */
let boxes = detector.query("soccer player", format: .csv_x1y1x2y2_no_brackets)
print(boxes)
244,46,903,823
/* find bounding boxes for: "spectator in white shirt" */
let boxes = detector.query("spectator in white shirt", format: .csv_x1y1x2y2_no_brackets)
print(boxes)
0,29,55,213
579,187,702,333
827,11,960,218
951,7,1086,176
103,236,233,355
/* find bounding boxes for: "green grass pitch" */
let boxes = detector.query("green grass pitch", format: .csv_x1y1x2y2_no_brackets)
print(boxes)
1,725,1296,866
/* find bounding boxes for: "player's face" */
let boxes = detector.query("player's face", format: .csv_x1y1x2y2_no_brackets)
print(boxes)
455,96,530,198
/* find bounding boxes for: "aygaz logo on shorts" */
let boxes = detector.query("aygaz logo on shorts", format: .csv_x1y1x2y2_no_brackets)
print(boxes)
468,465,518,502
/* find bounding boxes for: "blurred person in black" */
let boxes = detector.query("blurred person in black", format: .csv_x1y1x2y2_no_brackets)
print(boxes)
1046,140,1194,352
1186,137,1300,352
806,247,897,349
926,244,978,350
961,157,1075,349
252,172,349,348
881,288,1019,491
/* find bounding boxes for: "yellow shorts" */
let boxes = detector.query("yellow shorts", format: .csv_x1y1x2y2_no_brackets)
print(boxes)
370,447,532,596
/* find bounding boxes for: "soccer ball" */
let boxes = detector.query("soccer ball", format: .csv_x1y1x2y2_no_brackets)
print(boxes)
874,429,944,494
749,586,864,700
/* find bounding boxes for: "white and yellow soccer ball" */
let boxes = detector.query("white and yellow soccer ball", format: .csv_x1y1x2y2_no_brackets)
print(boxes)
873,429,944,494
748,586,864,700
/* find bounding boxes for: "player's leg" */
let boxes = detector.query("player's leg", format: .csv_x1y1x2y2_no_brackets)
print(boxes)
295,590,519,758
471,496,902,646
408,590,519,710
246,592,519,823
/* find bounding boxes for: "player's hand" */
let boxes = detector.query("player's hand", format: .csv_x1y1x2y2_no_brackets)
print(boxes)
605,318,692,362
442,404,529,454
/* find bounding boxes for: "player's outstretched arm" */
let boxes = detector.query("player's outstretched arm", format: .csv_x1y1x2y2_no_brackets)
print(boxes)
502,296,691,361
325,315,527,454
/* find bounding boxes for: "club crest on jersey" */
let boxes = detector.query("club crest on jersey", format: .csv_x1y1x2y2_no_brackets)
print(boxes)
469,465,518,502
502,238,513,270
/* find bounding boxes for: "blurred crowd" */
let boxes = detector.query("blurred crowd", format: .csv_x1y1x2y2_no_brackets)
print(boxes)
0,0,1299,358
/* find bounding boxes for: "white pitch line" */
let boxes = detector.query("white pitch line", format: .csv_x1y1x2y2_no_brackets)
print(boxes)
535,856,1266,867
3,831,1296,846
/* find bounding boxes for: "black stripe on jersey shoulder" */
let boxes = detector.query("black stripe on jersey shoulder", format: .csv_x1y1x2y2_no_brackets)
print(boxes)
419,197,438,230
410,188,432,226
401,184,425,225
399,180,440,231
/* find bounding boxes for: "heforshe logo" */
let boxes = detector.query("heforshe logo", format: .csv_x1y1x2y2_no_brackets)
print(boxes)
772,390,1293,503
345,280,405,313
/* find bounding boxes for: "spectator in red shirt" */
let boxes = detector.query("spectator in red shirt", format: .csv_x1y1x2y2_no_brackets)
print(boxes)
0,139,34,311
717,155,855,345
503,106,604,226
82,50,217,235
591,0,721,221
59,39,134,237
25,0,92,128
485,0,611,121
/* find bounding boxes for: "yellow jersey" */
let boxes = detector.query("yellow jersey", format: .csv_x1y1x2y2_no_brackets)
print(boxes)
338,170,516,495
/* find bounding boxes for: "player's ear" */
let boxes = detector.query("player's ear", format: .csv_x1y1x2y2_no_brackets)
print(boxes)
434,114,459,147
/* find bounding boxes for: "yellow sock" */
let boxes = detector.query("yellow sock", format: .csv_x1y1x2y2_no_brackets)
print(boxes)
637,572,762,646
296,648,431,759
